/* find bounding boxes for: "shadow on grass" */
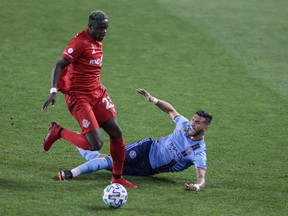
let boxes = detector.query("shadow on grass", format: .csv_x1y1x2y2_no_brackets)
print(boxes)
52,171,111,182
83,204,129,211
52,171,176,185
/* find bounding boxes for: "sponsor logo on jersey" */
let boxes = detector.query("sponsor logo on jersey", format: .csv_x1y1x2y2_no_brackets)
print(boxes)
82,119,90,128
90,58,102,66
167,141,182,159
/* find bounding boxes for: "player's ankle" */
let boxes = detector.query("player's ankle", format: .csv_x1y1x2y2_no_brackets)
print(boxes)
112,174,121,179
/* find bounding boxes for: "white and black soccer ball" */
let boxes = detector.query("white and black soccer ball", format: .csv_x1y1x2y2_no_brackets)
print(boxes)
102,183,128,208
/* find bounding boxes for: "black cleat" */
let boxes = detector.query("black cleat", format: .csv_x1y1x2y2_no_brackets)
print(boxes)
58,170,73,181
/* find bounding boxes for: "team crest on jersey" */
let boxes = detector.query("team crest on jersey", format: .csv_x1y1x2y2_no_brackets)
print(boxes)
129,150,137,159
181,127,187,131
82,119,90,128
68,48,73,54
185,147,193,154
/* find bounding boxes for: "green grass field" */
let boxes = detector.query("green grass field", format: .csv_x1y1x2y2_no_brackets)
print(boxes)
1,0,287,215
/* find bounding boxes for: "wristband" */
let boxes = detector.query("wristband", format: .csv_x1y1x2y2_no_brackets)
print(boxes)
150,97,158,104
50,87,57,93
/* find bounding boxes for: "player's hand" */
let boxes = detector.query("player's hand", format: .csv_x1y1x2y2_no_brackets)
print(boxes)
136,88,153,102
41,93,57,112
185,183,200,191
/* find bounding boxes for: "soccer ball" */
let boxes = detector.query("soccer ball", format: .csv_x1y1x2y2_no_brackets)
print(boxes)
102,183,128,208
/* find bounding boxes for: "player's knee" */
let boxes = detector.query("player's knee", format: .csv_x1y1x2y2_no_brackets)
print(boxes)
90,140,103,151
85,129,103,150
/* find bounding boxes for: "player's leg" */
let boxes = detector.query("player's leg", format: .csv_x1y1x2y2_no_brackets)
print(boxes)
96,91,137,188
101,118,125,177
43,100,102,151
84,128,103,150
58,156,113,181
76,147,101,160
95,92,137,187
43,121,93,151
63,93,104,150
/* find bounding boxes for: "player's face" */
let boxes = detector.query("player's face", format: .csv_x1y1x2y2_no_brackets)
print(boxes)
89,19,109,41
189,114,208,138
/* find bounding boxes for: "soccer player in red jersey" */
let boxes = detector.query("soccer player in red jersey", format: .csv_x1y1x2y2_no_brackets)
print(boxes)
42,10,137,188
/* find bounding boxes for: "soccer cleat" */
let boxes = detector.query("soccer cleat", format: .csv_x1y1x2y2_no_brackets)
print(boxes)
43,122,62,151
58,170,73,181
111,176,138,188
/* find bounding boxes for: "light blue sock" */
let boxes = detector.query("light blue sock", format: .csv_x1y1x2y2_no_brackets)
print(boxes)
76,156,113,175
76,147,100,161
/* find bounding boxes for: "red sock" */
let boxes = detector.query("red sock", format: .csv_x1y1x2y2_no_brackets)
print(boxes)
110,138,125,176
61,128,92,150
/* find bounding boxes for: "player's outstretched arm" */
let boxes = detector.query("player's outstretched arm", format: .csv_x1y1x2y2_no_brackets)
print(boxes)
136,88,180,120
185,168,206,191
41,57,70,111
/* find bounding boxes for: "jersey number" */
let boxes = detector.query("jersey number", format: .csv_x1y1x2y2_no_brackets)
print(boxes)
102,97,115,109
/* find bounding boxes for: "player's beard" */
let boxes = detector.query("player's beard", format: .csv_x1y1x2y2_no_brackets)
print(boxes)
189,127,204,138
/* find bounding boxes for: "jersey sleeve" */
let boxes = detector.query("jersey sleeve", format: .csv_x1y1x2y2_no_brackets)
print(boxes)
174,115,189,129
61,36,84,63
193,152,207,170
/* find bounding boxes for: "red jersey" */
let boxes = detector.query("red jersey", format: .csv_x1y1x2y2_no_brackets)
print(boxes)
59,29,104,94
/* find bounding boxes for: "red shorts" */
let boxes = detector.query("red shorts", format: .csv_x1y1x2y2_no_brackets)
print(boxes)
65,87,117,134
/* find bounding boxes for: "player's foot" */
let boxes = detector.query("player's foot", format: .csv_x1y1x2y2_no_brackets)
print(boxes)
112,176,138,188
43,122,62,151
58,170,73,181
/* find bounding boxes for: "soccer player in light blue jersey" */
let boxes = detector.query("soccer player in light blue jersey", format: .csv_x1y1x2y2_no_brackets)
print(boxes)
58,88,213,191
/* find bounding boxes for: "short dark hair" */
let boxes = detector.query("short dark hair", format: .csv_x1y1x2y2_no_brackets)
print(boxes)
195,110,213,125
88,10,108,25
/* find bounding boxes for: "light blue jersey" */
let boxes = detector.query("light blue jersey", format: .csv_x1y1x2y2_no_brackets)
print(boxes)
149,115,207,172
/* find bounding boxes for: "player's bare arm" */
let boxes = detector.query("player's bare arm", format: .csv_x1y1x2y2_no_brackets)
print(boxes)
50,57,70,88
185,168,206,191
42,57,70,111
136,88,180,119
